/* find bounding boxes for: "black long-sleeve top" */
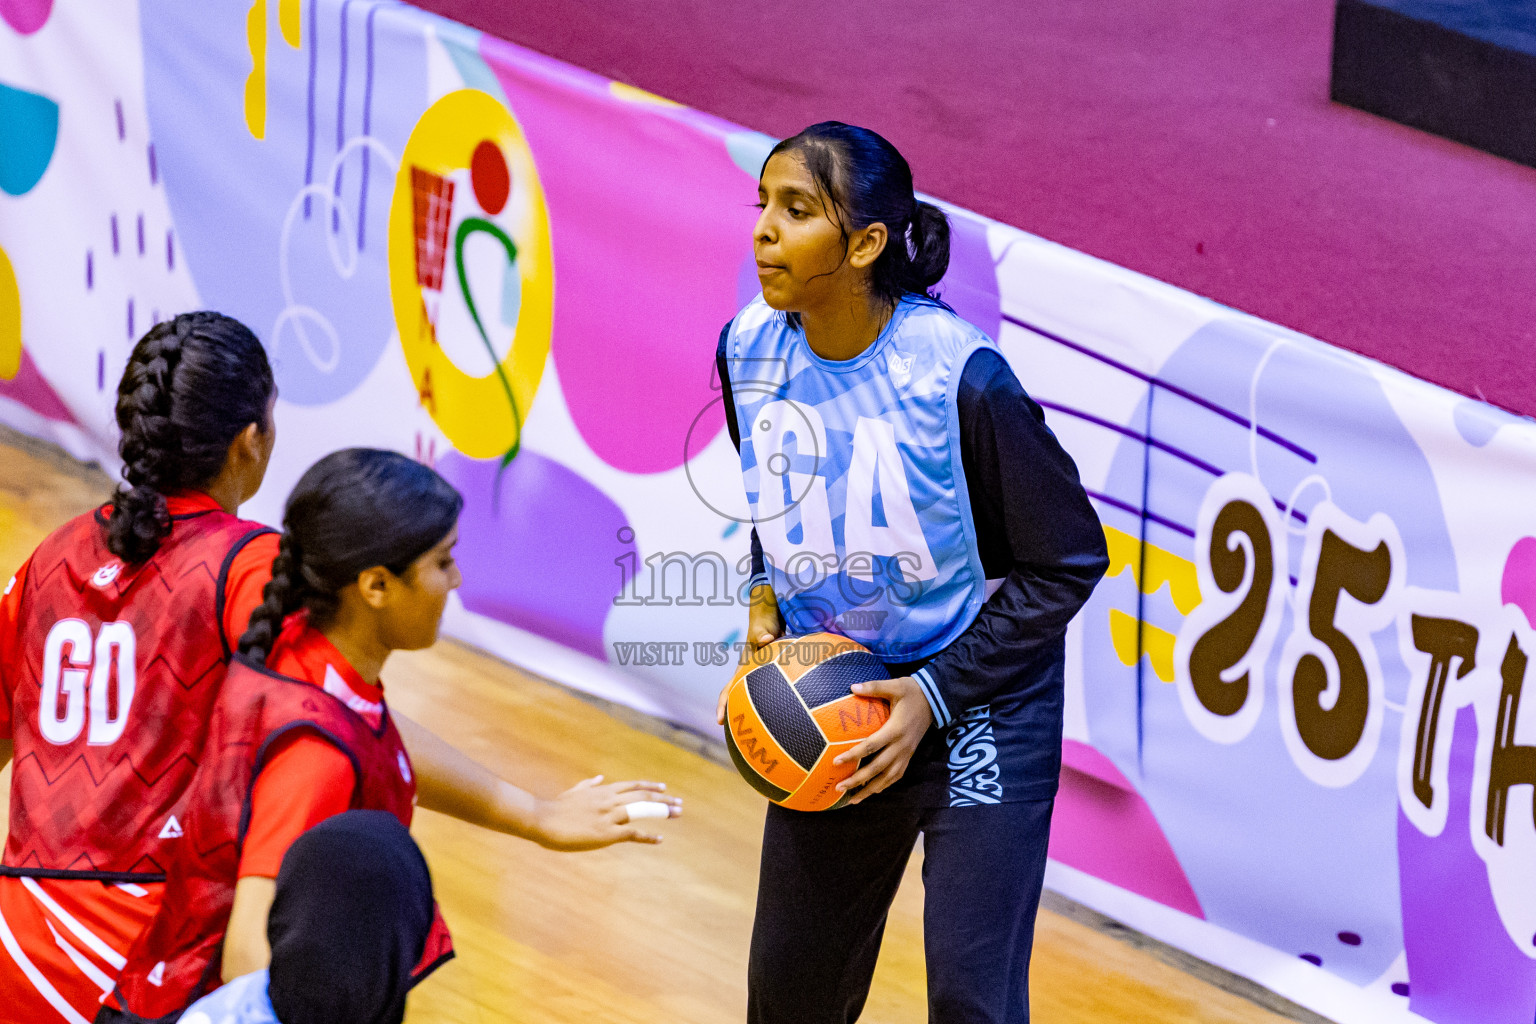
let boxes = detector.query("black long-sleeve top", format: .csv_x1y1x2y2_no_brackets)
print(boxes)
718,329,1110,805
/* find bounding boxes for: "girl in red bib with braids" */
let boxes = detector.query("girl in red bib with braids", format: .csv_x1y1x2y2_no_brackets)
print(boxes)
101,448,680,1022
0,313,279,1023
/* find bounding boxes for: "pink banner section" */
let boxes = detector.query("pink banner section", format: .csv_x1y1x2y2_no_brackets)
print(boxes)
481,35,749,475
0,350,74,424
1052,741,1203,919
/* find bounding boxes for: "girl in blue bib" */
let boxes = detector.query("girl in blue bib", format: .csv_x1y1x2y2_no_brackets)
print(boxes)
715,122,1109,1024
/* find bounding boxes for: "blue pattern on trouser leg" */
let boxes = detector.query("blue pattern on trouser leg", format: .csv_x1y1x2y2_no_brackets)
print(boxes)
947,704,1003,805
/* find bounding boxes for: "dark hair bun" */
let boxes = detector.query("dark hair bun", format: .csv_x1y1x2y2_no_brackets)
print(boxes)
907,201,951,292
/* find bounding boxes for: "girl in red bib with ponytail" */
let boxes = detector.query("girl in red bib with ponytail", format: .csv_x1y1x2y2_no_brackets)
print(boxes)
0,313,279,1023
101,448,680,1022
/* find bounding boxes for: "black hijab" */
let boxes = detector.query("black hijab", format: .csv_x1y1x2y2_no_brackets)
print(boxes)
266,811,436,1024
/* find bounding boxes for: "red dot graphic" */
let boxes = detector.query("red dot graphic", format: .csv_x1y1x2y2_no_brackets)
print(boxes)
470,140,510,215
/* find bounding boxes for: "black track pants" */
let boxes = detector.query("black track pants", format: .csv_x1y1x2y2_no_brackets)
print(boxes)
747,796,1055,1024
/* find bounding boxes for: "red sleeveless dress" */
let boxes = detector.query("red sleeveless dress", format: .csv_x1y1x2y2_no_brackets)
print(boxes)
101,626,452,1022
0,494,275,1022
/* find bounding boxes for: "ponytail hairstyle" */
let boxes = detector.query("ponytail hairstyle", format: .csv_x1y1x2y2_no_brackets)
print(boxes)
238,448,463,665
765,121,951,325
109,312,275,563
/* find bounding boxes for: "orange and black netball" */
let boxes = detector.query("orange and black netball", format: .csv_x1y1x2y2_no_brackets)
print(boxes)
721,632,891,811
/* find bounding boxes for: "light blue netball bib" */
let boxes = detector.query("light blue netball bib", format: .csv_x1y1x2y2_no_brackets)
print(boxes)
727,294,992,661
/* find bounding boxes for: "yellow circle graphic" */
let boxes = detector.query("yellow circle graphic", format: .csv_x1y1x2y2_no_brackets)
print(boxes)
0,245,20,381
388,89,554,460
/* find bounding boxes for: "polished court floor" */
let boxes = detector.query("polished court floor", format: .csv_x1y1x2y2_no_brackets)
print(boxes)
0,431,1293,1023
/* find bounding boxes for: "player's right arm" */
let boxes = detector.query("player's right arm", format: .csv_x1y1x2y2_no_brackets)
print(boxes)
715,328,784,725
0,557,32,769
222,532,280,651
717,584,784,725
223,731,357,981
223,877,277,982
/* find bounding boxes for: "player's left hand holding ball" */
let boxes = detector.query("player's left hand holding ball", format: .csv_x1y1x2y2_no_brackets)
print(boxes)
832,676,932,805
532,776,682,851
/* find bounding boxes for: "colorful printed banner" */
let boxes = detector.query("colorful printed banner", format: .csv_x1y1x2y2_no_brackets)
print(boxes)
2,2,1534,1021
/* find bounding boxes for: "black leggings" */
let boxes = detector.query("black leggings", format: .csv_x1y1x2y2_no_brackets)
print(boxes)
747,796,1055,1024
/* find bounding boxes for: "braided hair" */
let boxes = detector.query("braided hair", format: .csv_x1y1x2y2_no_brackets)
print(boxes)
109,312,274,562
765,122,952,325
239,449,463,664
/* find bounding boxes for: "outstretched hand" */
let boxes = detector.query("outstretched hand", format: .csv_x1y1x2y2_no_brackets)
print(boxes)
532,776,682,851
831,676,932,805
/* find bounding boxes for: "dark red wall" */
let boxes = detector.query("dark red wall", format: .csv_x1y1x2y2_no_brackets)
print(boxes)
415,0,1536,415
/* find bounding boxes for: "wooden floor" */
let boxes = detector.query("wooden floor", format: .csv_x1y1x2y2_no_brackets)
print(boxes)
0,429,1292,1024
